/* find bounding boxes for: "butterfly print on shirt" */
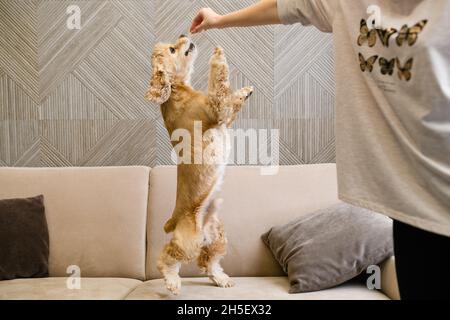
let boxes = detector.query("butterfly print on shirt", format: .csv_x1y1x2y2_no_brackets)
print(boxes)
359,53,379,72
396,58,414,81
396,20,428,46
358,19,377,47
379,58,396,76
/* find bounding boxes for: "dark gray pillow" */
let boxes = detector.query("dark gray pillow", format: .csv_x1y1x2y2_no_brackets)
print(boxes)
0,195,49,280
261,202,393,293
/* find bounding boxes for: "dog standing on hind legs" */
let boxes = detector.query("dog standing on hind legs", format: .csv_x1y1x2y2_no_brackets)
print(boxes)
145,35,253,295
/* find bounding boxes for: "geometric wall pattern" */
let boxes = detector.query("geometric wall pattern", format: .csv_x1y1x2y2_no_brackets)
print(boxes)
0,0,335,168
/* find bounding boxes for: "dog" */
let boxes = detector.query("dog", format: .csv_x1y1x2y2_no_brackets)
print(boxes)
145,35,253,295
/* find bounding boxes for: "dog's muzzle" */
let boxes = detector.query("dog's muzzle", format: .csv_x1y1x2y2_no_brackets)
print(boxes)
179,34,195,55
185,42,195,56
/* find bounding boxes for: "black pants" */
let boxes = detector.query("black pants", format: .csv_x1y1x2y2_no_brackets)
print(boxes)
393,220,450,300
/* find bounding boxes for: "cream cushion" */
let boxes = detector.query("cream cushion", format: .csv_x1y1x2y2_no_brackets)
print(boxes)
0,167,150,280
146,164,340,279
125,277,389,300
0,278,142,300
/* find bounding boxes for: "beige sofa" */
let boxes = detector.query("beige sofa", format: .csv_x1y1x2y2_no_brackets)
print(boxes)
0,165,399,300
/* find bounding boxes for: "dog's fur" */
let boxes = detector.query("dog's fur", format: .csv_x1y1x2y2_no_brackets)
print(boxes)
145,35,253,294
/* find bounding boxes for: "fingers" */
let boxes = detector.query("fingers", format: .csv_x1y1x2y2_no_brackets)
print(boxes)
190,8,221,34
192,21,206,34
190,12,204,33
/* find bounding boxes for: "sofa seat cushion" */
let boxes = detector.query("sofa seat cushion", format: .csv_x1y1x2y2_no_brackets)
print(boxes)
0,278,142,300
125,277,389,300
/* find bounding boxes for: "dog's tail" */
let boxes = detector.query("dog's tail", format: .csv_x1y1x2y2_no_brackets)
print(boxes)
163,218,177,233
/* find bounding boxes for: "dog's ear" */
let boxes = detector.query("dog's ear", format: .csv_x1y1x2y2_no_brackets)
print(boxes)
145,54,171,104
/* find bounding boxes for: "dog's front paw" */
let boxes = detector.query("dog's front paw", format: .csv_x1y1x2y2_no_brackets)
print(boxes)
243,86,254,100
210,273,235,288
214,46,224,56
210,47,226,64
165,274,181,295
235,86,254,102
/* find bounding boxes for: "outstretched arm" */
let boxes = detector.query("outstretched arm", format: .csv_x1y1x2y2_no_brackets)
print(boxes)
190,0,280,33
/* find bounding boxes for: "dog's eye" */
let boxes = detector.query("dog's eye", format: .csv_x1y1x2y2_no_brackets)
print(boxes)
170,47,176,54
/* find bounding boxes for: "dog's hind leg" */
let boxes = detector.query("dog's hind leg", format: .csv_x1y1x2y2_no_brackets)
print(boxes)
198,209,234,288
158,215,203,295
157,243,182,295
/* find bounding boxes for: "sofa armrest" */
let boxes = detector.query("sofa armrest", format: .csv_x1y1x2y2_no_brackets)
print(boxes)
380,256,400,300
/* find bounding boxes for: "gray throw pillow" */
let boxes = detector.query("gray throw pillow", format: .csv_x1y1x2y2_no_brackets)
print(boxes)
261,202,393,293
0,195,49,280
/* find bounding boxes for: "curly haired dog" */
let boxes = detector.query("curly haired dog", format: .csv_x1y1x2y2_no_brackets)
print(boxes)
145,35,253,295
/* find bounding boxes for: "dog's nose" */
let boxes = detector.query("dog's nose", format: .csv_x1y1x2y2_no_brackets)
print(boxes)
189,42,195,50
179,34,187,39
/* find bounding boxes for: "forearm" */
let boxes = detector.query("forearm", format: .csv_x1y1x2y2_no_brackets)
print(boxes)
217,0,280,28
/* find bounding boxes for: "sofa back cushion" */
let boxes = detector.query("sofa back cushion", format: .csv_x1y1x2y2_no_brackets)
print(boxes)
0,167,149,280
146,164,339,279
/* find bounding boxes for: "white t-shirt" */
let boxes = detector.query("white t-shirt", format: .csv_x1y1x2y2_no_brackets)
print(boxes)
277,0,450,236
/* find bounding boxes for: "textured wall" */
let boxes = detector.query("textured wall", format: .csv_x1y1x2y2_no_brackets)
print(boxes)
0,0,335,167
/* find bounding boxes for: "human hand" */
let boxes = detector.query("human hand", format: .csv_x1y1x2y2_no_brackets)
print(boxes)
190,8,222,33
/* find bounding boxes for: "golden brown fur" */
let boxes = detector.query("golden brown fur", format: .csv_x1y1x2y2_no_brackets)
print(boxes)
145,35,252,294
